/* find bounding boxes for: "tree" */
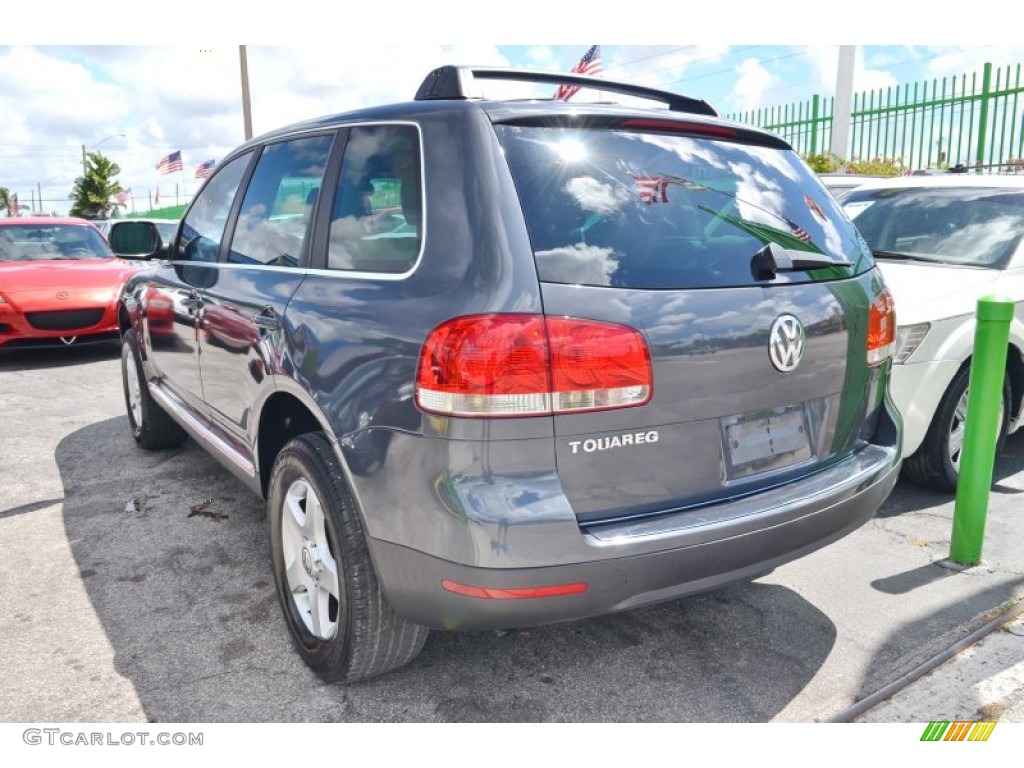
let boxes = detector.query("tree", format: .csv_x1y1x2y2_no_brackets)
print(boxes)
0,187,12,218
69,152,124,219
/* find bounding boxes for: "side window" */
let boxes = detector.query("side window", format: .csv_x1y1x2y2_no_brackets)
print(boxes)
176,152,252,262
328,125,422,274
229,134,334,267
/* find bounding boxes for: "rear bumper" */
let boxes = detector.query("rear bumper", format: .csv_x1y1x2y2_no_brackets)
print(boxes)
368,437,901,631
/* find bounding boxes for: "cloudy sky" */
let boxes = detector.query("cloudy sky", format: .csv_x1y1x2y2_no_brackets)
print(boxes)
3,4,1024,215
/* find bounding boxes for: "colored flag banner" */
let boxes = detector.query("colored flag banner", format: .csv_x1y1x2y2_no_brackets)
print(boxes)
115,188,132,205
156,151,183,174
921,721,996,742
554,45,602,102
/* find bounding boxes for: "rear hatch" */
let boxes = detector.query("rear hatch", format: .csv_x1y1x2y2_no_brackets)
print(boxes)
493,117,891,523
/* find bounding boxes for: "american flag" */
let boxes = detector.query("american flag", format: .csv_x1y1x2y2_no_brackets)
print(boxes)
632,175,670,205
554,45,602,102
156,151,183,174
630,173,708,205
195,159,216,179
804,193,828,222
783,216,812,243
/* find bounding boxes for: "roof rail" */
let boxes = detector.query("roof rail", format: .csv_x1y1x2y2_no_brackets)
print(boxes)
414,65,718,117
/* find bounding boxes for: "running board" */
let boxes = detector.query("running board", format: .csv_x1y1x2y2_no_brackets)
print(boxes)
149,381,258,486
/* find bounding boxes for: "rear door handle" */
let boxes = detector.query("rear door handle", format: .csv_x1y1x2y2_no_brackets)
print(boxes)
253,308,279,332
181,290,202,311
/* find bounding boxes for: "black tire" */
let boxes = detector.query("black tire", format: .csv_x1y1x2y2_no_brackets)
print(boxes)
268,432,428,682
903,365,1011,492
121,328,188,449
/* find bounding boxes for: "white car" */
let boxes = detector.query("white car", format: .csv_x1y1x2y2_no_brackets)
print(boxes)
817,173,891,201
842,174,1024,490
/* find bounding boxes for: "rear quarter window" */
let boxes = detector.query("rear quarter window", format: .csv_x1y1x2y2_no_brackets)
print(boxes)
495,124,871,289
327,124,423,275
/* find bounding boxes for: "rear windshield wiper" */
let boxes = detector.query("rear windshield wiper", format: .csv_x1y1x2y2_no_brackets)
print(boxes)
751,243,852,280
871,250,947,264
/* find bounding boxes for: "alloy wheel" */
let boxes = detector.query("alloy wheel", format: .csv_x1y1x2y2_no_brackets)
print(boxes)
281,479,341,640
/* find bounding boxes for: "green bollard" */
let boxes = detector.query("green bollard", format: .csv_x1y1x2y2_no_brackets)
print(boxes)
950,295,1014,566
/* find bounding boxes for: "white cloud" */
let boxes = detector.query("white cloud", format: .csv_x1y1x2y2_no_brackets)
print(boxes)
7,40,1024,216
730,57,781,112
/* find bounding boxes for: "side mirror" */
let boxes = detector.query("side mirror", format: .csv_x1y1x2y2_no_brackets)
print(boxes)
109,221,166,259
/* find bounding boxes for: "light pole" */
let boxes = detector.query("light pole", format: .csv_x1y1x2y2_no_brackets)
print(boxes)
81,133,126,177
239,45,253,141
36,175,68,216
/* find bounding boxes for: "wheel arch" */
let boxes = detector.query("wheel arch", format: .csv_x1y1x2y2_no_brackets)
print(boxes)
255,390,331,498
117,301,131,335
1006,342,1024,431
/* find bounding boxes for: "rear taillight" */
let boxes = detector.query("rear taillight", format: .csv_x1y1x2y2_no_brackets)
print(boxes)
867,288,896,365
415,314,652,417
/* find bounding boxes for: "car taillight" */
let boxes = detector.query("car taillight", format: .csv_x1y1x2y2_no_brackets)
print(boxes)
415,314,653,417
867,288,896,365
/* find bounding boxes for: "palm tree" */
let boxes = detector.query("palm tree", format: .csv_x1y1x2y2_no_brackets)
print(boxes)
69,152,124,219
0,187,12,218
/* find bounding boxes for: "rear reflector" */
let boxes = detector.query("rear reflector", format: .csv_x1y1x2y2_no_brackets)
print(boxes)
416,314,652,417
441,580,589,599
867,287,896,365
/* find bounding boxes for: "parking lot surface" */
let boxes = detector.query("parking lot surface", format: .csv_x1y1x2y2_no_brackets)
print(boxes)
1,345,1022,722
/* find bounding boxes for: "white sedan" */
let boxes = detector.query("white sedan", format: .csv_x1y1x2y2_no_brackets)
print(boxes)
842,174,1024,491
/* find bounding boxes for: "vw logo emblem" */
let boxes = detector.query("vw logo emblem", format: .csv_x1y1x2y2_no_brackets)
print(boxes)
769,315,805,372
56,291,69,300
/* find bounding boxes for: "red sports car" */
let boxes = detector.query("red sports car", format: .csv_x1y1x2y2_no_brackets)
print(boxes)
0,217,140,350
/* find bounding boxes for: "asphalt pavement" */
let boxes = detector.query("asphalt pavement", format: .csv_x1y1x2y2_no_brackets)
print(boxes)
0,343,1022,723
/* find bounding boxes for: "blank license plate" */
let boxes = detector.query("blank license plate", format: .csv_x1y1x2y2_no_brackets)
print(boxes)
724,407,810,470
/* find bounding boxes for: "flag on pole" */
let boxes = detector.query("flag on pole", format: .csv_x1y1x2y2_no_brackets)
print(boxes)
11,193,19,216
195,159,216,179
115,188,132,205
156,151,183,174
630,173,710,205
632,175,669,205
554,45,602,102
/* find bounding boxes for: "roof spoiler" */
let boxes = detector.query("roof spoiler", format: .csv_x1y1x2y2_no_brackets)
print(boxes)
414,65,718,117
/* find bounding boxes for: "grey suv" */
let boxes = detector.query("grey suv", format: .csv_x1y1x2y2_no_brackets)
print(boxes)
112,66,903,682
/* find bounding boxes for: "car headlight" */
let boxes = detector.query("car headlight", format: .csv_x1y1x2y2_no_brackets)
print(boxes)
893,322,930,364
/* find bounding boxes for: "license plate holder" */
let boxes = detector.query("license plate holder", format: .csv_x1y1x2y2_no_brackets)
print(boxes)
722,405,811,479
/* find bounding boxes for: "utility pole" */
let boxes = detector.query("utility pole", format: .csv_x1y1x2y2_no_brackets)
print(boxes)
831,46,856,161
239,45,254,141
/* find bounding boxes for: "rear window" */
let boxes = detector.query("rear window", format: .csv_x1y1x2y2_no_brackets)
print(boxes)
495,124,870,289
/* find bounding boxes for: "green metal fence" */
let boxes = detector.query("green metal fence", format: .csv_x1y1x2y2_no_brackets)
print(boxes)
729,63,1024,172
